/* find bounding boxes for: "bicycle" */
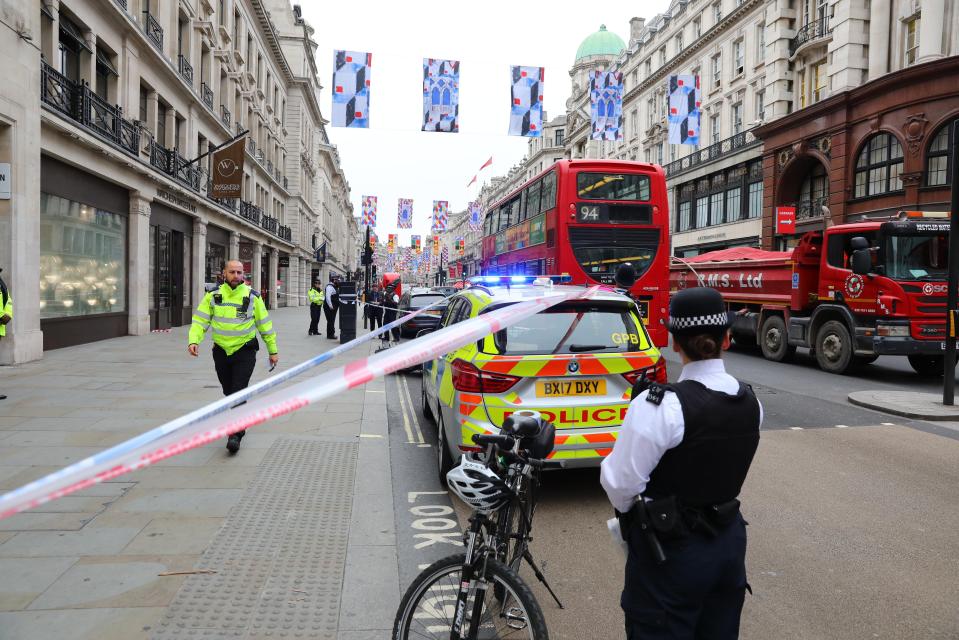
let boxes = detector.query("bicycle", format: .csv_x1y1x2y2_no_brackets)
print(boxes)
392,410,565,640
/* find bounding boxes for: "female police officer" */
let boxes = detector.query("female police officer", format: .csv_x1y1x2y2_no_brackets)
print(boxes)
601,286,762,639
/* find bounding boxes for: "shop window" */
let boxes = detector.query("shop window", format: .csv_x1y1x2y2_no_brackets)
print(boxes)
696,196,709,228
747,181,762,218
710,192,724,225
678,201,692,231
904,17,920,66
725,187,742,222
854,133,904,198
40,193,127,319
926,118,957,186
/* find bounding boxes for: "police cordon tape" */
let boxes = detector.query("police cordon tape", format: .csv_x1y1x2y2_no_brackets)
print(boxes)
0,295,449,520
0,286,599,520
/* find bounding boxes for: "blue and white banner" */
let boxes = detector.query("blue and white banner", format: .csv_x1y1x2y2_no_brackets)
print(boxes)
468,201,483,230
509,66,544,137
668,75,701,146
423,59,460,133
397,198,413,229
590,70,624,141
332,50,371,128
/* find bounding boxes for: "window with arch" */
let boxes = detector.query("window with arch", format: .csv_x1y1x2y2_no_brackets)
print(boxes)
854,133,903,198
926,118,957,186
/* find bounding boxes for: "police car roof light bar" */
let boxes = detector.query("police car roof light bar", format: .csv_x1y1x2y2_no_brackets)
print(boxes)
469,274,573,286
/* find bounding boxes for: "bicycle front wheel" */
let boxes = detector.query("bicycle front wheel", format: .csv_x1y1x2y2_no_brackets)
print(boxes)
393,553,549,640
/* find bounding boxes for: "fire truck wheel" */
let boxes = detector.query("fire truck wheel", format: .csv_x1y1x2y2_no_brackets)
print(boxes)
815,320,853,374
908,354,945,377
760,316,795,362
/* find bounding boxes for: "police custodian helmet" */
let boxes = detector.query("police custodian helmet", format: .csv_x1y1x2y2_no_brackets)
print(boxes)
668,287,734,336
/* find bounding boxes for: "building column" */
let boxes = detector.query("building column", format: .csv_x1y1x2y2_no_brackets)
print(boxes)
128,194,152,335
288,254,300,307
917,0,946,63
268,248,279,310
228,231,239,260
41,0,60,63
252,241,263,290
867,0,890,79
192,218,207,306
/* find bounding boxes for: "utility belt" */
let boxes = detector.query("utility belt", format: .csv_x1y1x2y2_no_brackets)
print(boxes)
617,496,742,564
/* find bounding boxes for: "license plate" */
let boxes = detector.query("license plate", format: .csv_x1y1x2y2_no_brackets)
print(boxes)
536,378,607,397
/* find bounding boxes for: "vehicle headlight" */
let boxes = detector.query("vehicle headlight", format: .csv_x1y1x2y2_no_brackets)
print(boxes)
877,323,910,337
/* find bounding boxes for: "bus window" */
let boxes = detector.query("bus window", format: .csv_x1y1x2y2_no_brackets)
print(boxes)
526,181,541,218
510,197,521,224
577,173,651,201
541,171,556,213
520,188,528,222
498,203,510,230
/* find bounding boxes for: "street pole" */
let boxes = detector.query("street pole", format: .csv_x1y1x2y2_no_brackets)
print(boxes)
364,226,371,294
943,120,959,405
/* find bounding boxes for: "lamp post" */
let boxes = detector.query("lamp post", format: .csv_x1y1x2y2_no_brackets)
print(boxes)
943,120,959,404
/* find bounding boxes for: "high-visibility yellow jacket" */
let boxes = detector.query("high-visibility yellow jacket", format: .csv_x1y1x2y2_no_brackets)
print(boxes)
308,287,325,305
0,290,11,338
188,283,277,356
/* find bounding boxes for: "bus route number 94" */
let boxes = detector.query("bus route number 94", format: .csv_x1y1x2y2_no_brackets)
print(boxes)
578,205,602,222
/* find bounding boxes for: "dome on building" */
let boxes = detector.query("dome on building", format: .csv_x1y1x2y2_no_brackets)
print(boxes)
574,25,626,62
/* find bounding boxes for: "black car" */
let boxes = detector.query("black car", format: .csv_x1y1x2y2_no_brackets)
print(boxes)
399,292,449,338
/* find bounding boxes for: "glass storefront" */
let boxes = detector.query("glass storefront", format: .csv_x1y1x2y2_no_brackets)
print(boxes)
40,192,126,319
205,241,226,288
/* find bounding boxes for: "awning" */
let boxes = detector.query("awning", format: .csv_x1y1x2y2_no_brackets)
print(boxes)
59,17,92,52
95,49,119,77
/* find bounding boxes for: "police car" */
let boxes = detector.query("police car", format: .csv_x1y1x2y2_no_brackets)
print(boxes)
421,276,666,482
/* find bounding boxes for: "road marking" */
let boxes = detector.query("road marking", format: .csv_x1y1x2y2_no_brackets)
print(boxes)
399,375,425,444
359,434,383,438
835,424,848,429
790,427,804,431
418,563,431,570
881,422,895,426
418,444,432,448
394,376,416,444
366,389,385,393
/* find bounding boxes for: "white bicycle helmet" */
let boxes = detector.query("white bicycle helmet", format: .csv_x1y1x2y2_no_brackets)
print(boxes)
446,456,511,513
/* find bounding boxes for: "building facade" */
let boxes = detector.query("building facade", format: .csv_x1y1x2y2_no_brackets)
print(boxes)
0,0,356,363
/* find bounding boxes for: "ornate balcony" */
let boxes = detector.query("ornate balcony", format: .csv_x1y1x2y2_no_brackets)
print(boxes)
220,105,231,128
201,82,214,109
663,129,760,179
143,12,163,51
239,200,262,225
795,196,829,221
789,17,832,57
177,55,194,85
278,225,292,242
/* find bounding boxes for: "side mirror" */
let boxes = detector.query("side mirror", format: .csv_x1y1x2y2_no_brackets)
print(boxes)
415,329,433,338
851,249,872,275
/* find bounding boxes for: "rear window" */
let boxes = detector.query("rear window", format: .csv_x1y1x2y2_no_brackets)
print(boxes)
577,173,651,201
480,303,649,355
410,294,447,308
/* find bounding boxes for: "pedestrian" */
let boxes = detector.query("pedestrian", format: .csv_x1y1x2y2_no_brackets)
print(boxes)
187,260,279,454
307,279,324,336
324,277,339,339
381,281,401,345
361,286,369,329
600,286,762,640
0,268,11,401
368,284,384,333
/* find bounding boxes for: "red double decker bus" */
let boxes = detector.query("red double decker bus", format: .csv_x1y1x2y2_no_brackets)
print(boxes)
481,159,669,346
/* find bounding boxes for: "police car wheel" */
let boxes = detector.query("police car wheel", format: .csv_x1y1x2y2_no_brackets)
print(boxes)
436,410,453,487
421,377,434,423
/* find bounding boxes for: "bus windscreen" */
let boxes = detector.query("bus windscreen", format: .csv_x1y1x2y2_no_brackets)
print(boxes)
576,173,651,201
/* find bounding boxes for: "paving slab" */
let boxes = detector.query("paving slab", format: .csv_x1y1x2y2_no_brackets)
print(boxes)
0,606,166,640
0,526,146,557
121,517,225,556
110,488,244,517
848,390,959,420
0,557,78,610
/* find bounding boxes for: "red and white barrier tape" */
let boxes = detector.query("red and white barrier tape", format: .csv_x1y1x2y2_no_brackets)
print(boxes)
0,286,598,520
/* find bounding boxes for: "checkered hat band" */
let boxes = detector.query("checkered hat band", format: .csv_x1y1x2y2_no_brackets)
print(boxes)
669,312,728,331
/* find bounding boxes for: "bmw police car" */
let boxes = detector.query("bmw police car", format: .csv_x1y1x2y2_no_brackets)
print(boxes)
421,276,666,481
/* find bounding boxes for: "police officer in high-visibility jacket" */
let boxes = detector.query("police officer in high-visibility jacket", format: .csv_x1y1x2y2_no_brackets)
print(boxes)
307,279,324,336
188,260,279,454
0,268,11,401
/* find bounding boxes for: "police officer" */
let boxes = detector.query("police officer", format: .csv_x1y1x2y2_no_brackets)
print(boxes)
601,287,762,639
367,283,384,333
307,279,324,336
188,260,279,454
324,277,339,339
0,268,11,401
380,281,400,345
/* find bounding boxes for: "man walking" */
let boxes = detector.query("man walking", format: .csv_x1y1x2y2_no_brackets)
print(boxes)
324,277,339,339
188,260,279,454
307,279,324,335
0,269,11,401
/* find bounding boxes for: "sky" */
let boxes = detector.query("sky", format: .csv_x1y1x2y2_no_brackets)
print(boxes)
300,0,672,243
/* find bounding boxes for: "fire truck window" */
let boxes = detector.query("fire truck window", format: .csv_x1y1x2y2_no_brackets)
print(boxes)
827,233,877,270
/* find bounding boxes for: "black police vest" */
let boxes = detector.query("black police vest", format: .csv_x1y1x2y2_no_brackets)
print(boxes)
644,380,760,507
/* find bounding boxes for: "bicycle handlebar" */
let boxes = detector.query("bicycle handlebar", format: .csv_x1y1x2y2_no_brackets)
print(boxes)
470,434,566,470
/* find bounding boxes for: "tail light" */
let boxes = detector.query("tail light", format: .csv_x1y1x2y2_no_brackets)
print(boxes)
451,359,521,393
622,357,668,385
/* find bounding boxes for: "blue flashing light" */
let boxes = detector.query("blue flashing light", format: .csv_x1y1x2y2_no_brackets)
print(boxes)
470,274,574,286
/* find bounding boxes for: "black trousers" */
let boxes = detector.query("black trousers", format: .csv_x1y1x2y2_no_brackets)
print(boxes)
382,308,400,342
308,304,321,335
623,516,748,640
369,308,383,332
212,343,257,439
324,304,338,337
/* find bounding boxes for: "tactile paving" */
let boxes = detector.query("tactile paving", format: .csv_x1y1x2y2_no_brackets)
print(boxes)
153,438,357,639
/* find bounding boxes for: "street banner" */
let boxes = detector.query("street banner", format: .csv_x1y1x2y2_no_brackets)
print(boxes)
397,198,414,229
361,195,377,227
411,235,422,254
423,58,460,133
332,50,371,128
457,237,465,255
432,235,440,256
590,70,624,141
209,137,245,199
776,206,797,234
468,201,483,230
442,245,449,264
432,200,448,232
369,232,377,250
668,75,701,146
509,66,544,137
388,233,396,254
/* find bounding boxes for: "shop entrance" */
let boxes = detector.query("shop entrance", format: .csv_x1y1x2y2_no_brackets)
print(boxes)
151,225,186,330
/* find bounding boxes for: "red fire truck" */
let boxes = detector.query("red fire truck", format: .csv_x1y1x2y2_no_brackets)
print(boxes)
670,212,950,375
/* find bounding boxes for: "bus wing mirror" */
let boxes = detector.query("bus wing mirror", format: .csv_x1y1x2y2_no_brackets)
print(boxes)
851,249,872,276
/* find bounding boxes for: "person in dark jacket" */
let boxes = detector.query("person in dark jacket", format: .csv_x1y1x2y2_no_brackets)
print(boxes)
368,284,384,333
380,282,400,345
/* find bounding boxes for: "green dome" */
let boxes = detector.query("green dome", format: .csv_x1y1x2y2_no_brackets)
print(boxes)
574,25,626,62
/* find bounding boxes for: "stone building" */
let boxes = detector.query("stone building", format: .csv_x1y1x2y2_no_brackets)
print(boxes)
0,0,356,363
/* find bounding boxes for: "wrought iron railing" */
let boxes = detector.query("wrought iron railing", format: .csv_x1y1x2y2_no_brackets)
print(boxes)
789,17,831,56
260,215,278,234
283,176,288,190
247,138,255,153
795,196,829,220
41,63,78,118
278,225,292,241
150,139,173,173
220,105,231,128
255,149,264,163
114,0,127,10
143,12,163,51
663,129,760,179
201,82,214,109
266,158,273,173
239,201,262,224
177,55,194,85
236,122,244,136
173,149,201,190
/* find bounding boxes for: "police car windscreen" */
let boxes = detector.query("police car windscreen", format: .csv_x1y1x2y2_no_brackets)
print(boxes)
410,294,447,309
482,303,647,355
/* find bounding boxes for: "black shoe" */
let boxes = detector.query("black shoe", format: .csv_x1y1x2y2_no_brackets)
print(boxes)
226,435,241,454
328,335,337,340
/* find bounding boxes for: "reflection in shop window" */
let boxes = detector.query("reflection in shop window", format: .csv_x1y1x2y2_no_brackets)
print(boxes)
40,193,127,319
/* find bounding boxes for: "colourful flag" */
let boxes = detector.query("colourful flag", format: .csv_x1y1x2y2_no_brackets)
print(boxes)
387,233,396,254
332,51,371,128
432,235,440,256
468,201,483,230
590,70,624,141
411,235,422,254
509,66,544,137
423,59,460,133
668,75,701,146
479,156,493,171
456,237,465,255
397,198,413,229
432,200,448,232
361,195,377,227
369,232,377,250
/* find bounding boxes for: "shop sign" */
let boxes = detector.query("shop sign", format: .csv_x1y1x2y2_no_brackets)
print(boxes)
0,163,10,200
210,138,245,199
279,256,290,267
156,189,196,213
776,206,796,235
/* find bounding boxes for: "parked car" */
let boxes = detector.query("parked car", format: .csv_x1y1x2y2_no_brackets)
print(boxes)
398,292,449,338
429,286,457,297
